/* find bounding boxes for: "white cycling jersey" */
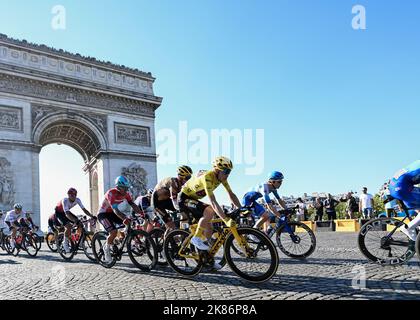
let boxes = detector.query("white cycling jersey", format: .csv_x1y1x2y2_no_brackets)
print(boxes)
56,197,85,212
4,210,26,224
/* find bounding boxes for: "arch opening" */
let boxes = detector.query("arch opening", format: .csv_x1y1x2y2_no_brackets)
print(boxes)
39,144,90,231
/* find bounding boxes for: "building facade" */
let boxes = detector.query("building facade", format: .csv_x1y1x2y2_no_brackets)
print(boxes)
0,34,162,224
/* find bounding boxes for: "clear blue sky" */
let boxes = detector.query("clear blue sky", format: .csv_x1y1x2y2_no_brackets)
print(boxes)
0,1,419,229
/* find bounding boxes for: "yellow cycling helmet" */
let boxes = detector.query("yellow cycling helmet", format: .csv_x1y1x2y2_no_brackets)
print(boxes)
212,156,233,171
177,165,193,178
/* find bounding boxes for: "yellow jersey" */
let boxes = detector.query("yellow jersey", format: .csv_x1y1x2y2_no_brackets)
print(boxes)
181,170,232,200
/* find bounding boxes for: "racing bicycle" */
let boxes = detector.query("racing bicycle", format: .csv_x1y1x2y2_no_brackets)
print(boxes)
235,207,317,259
358,196,419,265
164,208,279,283
56,216,97,262
91,214,158,271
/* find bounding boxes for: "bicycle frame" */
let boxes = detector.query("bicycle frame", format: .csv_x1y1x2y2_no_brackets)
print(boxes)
381,200,414,248
108,216,145,260
271,214,294,235
177,218,251,261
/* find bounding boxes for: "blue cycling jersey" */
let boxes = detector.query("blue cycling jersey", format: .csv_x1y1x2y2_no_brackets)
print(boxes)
249,183,281,204
389,160,420,209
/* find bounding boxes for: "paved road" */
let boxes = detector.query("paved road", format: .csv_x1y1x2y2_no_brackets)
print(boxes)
0,232,419,300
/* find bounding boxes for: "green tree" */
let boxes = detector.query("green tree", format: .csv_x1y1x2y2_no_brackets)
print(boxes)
306,206,316,221
336,202,347,219
373,193,385,216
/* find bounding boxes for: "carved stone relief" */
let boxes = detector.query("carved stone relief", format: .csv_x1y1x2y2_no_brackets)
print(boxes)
31,105,58,128
31,104,108,136
85,113,107,134
0,105,22,131
114,123,150,146
0,74,156,117
0,157,15,209
121,163,148,198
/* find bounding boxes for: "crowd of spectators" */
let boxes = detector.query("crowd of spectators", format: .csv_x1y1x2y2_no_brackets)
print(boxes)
280,187,381,222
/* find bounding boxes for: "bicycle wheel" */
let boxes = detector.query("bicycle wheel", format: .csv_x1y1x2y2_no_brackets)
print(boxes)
127,229,157,271
149,228,167,266
46,232,58,252
58,235,77,261
23,234,39,257
0,233,5,251
92,231,117,268
33,234,42,251
224,227,279,283
4,235,16,255
208,230,228,269
163,229,202,277
358,217,415,265
416,231,420,262
276,222,316,259
82,233,96,262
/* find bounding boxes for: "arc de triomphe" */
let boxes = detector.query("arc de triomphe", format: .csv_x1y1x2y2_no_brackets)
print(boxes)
0,34,162,225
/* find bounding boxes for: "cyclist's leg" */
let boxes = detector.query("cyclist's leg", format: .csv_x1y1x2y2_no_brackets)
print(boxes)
154,198,176,235
390,181,420,239
7,222,17,247
56,211,71,240
253,204,268,230
97,212,120,261
11,221,18,237
98,212,120,245
180,195,211,250
194,204,213,240
155,208,176,237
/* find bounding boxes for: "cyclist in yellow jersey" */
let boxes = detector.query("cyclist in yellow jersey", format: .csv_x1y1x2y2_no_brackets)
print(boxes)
178,156,242,264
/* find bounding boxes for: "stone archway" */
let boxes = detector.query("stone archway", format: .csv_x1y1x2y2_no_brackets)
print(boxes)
0,34,162,225
34,113,107,216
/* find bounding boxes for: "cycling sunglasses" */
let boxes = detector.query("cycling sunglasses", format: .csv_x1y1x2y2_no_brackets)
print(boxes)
221,168,231,175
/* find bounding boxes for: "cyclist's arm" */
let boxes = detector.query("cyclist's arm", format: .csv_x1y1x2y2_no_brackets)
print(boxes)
207,193,226,220
169,180,180,211
77,198,94,218
26,216,35,228
222,181,241,209
82,208,95,219
64,210,79,223
128,200,142,216
106,191,131,221
276,197,288,210
62,199,78,222
271,188,287,209
268,189,286,216
112,207,129,221
227,191,241,209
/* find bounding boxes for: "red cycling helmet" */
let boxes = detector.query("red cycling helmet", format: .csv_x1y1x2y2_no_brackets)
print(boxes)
67,188,78,196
